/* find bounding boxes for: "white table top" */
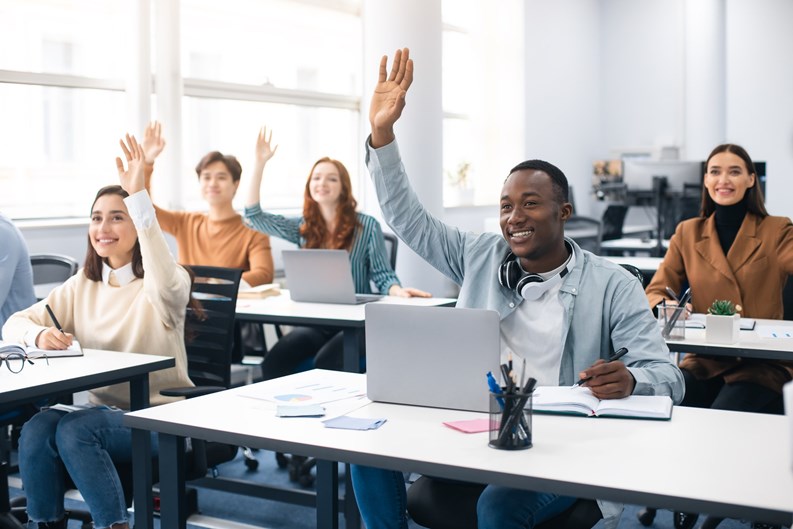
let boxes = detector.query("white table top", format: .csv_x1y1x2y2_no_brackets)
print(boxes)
125,370,793,525
236,290,456,326
666,318,793,360
604,256,663,273
0,349,175,406
601,238,671,250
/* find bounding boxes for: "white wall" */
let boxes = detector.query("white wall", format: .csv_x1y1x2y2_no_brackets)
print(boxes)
725,0,793,218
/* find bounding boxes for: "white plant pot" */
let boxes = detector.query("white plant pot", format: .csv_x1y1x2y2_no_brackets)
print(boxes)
705,314,740,344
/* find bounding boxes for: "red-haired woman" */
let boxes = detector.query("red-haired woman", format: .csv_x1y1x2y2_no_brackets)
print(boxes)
244,127,429,379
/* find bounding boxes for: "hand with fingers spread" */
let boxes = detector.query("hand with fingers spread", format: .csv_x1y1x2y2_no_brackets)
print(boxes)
142,121,166,164
369,47,414,148
115,134,147,195
254,126,278,166
246,126,278,208
35,327,74,350
577,358,636,399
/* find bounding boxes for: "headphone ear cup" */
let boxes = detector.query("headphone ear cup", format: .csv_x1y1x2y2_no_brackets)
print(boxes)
499,259,520,289
516,273,544,300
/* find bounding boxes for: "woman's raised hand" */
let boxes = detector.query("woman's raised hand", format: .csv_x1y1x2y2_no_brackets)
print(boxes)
142,121,166,164
116,134,146,195
255,126,278,165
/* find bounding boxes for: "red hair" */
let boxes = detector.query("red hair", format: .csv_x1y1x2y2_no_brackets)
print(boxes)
300,157,359,250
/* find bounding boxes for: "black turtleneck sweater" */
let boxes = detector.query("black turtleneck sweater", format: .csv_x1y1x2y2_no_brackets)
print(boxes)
714,199,748,256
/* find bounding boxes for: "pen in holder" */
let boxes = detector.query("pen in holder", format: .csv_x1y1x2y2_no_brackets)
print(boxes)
657,303,686,340
489,389,533,450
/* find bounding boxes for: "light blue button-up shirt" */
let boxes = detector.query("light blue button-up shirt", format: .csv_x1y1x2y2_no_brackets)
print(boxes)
366,139,684,403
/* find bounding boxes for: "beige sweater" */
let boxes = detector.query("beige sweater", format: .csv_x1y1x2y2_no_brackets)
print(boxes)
2,192,194,408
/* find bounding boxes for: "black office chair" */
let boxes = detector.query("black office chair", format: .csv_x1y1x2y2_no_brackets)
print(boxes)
29,253,79,301
619,263,647,288
8,266,246,527
406,476,601,529
383,232,399,270
601,204,629,241
565,216,603,255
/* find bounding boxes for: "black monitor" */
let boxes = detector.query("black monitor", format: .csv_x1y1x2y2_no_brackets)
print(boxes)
622,160,702,193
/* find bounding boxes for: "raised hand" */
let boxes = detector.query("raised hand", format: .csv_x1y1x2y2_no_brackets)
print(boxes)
370,47,413,148
115,134,146,195
255,126,278,165
142,121,166,164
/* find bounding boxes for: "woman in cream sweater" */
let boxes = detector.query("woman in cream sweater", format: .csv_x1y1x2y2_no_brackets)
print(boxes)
2,135,194,529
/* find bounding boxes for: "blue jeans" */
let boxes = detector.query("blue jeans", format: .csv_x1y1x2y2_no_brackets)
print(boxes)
18,407,159,529
350,466,408,529
350,465,577,529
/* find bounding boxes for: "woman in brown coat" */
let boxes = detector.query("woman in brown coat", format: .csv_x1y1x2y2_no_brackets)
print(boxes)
644,143,793,529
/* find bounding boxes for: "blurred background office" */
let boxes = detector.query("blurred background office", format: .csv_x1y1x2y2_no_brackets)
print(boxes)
0,0,791,297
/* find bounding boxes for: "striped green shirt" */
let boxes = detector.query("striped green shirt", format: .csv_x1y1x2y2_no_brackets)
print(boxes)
244,204,400,294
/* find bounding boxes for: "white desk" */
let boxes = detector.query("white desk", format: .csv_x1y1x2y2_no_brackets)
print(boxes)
601,237,670,256
666,318,793,361
125,370,793,529
235,291,456,372
0,349,174,529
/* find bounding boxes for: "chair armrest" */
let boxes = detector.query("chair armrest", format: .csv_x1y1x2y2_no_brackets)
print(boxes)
159,386,226,398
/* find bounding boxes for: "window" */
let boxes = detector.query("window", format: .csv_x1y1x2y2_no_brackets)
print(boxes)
0,0,363,220
442,0,524,207
0,0,126,220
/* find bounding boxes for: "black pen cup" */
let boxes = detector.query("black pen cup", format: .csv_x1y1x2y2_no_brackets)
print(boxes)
488,390,532,450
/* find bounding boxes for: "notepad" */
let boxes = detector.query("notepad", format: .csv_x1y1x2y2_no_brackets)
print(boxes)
532,386,673,420
684,314,756,331
237,283,281,300
0,339,83,358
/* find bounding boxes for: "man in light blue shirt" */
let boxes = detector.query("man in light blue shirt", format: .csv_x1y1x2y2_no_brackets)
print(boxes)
350,48,684,529
0,213,36,337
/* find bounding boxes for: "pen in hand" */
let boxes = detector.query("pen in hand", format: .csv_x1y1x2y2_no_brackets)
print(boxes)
573,347,629,387
45,304,64,334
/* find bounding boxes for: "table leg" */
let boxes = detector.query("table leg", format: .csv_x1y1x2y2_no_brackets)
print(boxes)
129,375,153,529
342,328,364,373
315,459,339,529
344,464,361,529
159,433,187,529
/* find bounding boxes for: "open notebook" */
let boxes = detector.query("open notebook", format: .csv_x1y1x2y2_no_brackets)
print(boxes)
0,339,83,358
684,314,756,330
532,386,673,420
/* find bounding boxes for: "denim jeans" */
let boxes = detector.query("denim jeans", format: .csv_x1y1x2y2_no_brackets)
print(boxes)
350,465,578,529
18,406,159,529
350,466,408,529
477,485,577,528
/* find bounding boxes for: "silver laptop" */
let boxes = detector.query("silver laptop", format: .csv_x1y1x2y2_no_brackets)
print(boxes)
365,304,501,412
282,249,383,305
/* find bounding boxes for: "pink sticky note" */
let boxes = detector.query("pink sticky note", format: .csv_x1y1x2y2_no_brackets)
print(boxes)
443,418,491,433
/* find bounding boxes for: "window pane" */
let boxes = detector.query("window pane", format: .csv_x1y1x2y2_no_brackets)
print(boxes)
0,0,126,78
0,84,126,219
182,0,361,94
179,97,360,211
443,118,476,207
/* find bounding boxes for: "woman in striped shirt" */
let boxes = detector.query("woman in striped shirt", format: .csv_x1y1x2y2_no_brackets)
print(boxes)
244,127,429,378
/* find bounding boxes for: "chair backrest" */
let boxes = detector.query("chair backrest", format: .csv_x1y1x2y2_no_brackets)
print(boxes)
565,215,603,255
185,265,243,389
601,205,628,241
30,253,79,300
619,263,647,288
383,232,399,270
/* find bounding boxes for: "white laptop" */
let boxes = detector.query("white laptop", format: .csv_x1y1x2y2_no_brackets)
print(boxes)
365,304,501,412
282,249,383,305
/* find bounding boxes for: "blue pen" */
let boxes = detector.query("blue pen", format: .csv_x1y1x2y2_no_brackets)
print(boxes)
486,371,504,409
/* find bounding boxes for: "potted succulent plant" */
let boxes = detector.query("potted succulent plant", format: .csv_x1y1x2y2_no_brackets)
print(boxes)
705,299,741,344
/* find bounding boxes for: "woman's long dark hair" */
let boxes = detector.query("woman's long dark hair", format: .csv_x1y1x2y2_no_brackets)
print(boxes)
83,185,143,281
701,144,768,218
83,184,204,339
